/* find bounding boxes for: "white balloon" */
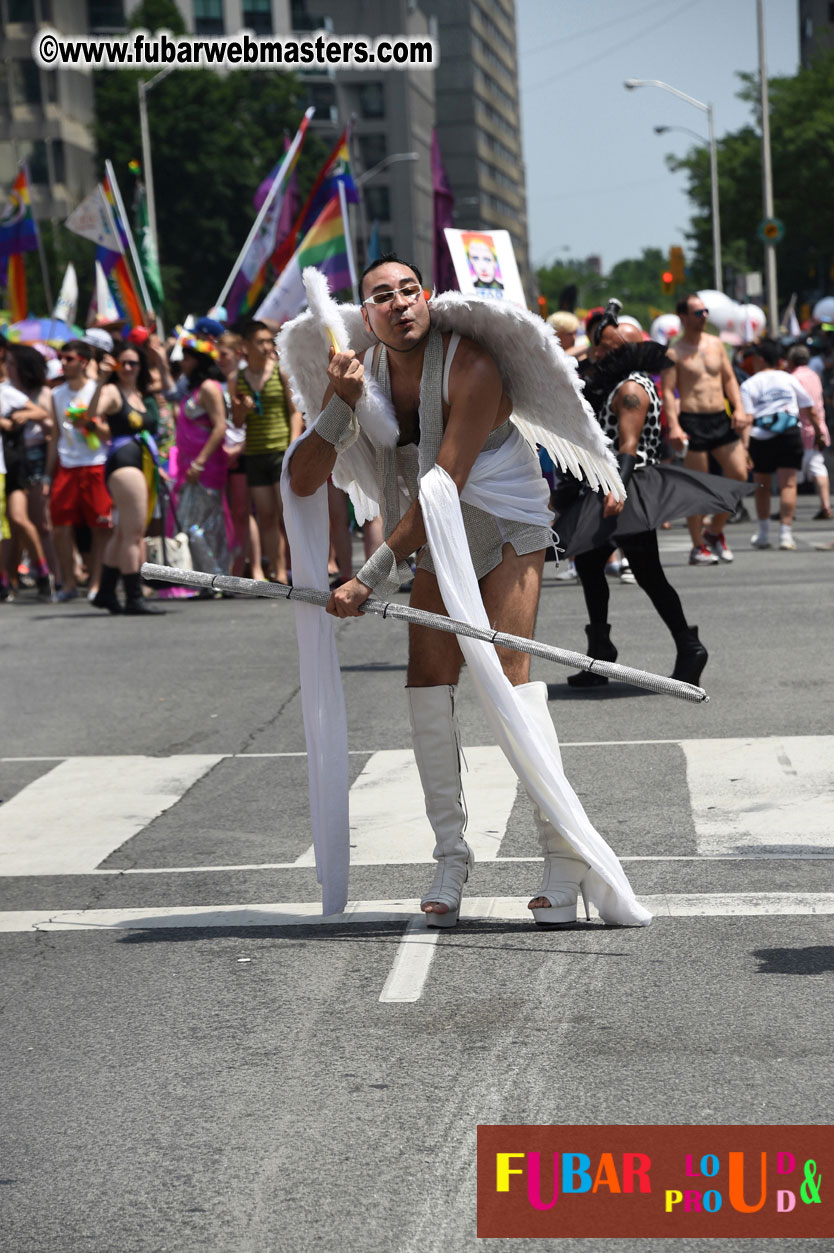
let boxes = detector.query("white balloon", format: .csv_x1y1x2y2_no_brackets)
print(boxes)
618,314,643,331
696,288,736,313
734,304,767,338
812,296,834,323
649,313,681,344
702,301,742,331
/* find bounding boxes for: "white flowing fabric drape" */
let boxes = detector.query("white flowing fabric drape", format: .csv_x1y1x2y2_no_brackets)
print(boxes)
282,424,650,926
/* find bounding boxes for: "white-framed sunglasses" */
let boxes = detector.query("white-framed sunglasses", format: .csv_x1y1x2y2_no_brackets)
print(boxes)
362,282,423,307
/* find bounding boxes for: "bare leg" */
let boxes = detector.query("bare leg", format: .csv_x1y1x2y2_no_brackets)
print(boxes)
707,439,749,534
88,526,111,596
250,483,279,579
754,472,773,521
682,447,710,546
777,467,798,525
6,490,47,567
226,473,251,577
327,481,353,582
106,467,148,573
26,481,57,574
814,473,831,514
53,524,77,592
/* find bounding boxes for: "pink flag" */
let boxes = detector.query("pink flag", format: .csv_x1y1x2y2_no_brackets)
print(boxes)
431,130,458,293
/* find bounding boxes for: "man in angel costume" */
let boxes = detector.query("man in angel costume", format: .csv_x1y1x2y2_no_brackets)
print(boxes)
280,256,650,930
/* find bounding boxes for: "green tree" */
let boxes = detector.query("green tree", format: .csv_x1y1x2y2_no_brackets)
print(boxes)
89,0,328,318
666,50,834,311
537,247,681,330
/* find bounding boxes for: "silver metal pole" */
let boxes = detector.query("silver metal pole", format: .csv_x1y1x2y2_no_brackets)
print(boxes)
757,0,779,335
706,104,723,292
141,563,709,703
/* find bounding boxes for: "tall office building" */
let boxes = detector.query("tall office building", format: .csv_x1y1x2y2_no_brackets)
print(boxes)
290,0,436,281
420,0,532,297
798,0,834,67
0,0,100,219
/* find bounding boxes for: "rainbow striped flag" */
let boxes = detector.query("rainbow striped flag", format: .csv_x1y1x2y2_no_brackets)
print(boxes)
96,173,144,327
255,193,353,326
226,110,313,321
0,166,39,259
272,127,357,275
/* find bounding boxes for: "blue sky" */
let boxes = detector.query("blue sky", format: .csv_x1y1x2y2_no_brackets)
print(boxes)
516,0,800,270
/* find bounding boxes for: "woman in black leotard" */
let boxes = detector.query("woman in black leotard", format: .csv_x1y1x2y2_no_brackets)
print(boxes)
86,343,162,615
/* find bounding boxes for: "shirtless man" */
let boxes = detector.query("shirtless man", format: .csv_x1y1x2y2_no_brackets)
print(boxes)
661,292,750,565
288,255,645,929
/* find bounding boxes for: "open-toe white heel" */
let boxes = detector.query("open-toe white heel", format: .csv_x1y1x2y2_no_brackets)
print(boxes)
420,840,474,928
515,681,592,927
408,684,472,929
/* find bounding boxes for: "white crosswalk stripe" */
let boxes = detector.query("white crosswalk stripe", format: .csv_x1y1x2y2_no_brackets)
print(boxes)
681,736,834,854
293,745,518,866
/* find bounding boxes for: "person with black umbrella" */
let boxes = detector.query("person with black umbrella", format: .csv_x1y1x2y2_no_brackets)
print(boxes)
559,311,710,688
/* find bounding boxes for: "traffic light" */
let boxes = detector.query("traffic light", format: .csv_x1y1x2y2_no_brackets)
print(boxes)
662,270,675,293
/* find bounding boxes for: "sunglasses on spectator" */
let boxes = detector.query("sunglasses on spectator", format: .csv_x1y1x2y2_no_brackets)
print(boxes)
691,309,709,318
363,282,423,307
59,353,79,362
119,358,140,367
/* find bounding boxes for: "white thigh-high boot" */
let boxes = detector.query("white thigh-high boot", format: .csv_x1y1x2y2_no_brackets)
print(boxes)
407,684,474,928
515,681,590,926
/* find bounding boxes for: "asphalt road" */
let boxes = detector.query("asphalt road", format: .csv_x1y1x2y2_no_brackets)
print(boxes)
1,499,832,1253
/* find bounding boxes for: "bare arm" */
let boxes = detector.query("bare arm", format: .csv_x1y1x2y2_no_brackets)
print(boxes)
602,380,649,517
148,333,176,396
721,351,748,429
288,347,363,496
280,368,305,443
328,344,505,616
185,382,226,484
660,353,685,451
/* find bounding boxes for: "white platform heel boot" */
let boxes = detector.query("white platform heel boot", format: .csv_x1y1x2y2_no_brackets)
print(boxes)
515,681,591,926
407,685,474,928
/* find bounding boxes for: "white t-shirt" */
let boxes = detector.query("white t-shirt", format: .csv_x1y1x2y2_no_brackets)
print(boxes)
53,379,106,468
0,380,30,476
741,369,813,441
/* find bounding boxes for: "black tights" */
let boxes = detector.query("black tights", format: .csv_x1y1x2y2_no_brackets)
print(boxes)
573,530,688,638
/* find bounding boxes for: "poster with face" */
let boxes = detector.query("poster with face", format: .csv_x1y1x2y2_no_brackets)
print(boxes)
443,228,526,308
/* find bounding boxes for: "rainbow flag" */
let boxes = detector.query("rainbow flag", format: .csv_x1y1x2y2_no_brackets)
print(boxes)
95,173,144,327
272,127,357,275
226,110,313,322
5,253,27,321
0,166,39,259
255,193,352,326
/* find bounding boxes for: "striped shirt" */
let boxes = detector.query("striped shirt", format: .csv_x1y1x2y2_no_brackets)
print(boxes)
236,365,290,455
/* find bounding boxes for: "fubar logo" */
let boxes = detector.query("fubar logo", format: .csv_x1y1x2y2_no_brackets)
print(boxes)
477,1125,830,1239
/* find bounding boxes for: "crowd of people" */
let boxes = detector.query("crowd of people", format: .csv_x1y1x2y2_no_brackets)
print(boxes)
0,290,831,626
0,313,381,613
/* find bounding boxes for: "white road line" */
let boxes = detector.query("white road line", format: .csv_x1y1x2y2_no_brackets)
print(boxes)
0,755,223,876
294,746,518,866
681,736,834,855
3,893,834,934
379,919,440,1003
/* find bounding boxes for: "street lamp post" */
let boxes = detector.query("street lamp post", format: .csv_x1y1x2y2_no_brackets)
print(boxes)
354,151,418,260
625,78,723,292
138,66,174,278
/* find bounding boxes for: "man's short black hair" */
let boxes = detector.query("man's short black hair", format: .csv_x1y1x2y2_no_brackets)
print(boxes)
675,293,701,317
359,252,423,301
241,320,270,341
62,339,94,360
754,338,781,367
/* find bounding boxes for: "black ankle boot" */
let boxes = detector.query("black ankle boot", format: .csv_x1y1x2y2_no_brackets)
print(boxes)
92,565,122,614
567,623,618,687
671,625,708,685
123,572,165,615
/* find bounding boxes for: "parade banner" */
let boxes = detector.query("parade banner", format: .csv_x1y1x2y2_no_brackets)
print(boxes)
255,193,351,326
444,227,525,308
